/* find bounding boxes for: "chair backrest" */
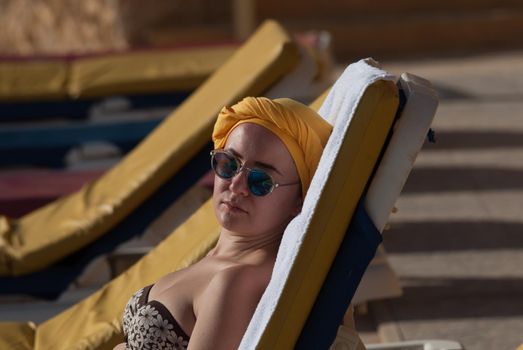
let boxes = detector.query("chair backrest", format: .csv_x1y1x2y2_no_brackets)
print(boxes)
239,59,399,349
242,64,439,350
298,72,439,349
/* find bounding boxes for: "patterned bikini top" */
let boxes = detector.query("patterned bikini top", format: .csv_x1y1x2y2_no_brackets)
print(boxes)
123,284,190,350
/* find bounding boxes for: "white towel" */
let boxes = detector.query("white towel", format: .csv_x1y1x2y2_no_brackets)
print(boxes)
239,58,395,349
365,73,439,232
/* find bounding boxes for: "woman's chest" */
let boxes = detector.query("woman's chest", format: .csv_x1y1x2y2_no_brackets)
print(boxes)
148,261,228,333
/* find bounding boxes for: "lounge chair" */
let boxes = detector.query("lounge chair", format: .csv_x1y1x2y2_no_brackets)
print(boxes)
0,44,235,121
0,58,453,350
0,43,238,167
290,69,454,349
0,20,301,299
238,61,460,350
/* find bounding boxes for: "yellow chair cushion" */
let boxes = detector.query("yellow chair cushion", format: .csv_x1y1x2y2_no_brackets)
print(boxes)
35,200,219,350
0,46,234,102
0,20,300,277
255,79,399,349
0,60,68,101
68,45,235,98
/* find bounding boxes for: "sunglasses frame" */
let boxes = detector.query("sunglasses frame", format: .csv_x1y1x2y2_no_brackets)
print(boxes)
210,149,299,196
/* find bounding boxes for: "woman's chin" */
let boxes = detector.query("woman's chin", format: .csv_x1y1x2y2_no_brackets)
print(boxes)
217,209,246,231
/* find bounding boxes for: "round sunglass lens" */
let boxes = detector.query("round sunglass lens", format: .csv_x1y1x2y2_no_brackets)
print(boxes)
213,152,238,179
248,170,274,196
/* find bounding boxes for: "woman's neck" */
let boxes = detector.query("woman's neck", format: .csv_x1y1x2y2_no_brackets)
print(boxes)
207,228,282,264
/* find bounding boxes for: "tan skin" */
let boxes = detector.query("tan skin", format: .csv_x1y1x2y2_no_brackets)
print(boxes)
114,123,302,350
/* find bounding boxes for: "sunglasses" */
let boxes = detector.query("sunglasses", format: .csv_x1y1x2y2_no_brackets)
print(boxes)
210,149,299,197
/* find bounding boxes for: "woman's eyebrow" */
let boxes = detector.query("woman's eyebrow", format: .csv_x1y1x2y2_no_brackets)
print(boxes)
254,160,282,176
227,148,283,176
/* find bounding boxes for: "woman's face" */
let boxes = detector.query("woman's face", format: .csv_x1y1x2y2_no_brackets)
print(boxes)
213,123,302,238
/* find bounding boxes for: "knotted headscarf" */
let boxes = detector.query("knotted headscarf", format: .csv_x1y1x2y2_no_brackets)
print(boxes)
212,97,332,197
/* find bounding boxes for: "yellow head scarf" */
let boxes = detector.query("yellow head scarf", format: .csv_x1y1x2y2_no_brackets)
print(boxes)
212,97,332,196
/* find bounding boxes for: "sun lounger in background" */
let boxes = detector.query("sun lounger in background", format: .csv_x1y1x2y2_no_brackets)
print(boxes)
0,20,300,299
0,41,236,218
0,42,237,169
0,43,235,121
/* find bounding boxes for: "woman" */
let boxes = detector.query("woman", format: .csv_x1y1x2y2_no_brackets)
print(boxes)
114,97,332,350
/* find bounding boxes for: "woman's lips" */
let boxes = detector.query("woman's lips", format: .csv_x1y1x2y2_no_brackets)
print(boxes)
222,201,247,213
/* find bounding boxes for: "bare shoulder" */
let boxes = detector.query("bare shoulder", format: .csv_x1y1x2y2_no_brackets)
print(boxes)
194,263,273,320
189,264,271,349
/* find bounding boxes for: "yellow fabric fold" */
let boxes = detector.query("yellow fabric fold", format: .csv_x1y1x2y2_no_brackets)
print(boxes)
212,97,332,196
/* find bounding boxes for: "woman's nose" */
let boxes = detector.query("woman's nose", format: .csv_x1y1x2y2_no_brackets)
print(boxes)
229,169,249,196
